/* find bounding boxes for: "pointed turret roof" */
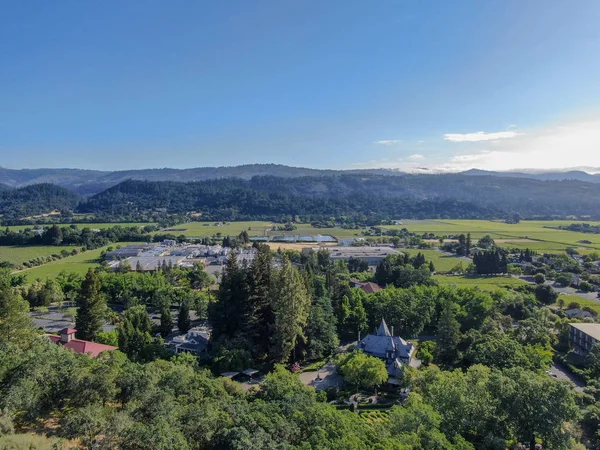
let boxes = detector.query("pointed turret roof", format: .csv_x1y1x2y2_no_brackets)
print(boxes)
376,318,391,337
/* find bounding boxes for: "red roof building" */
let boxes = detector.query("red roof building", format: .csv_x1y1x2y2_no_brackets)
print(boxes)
349,278,383,294
47,328,117,358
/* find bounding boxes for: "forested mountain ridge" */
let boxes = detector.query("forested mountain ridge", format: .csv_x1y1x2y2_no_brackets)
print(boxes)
0,164,402,195
3,173,600,221
2,164,600,196
77,174,600,220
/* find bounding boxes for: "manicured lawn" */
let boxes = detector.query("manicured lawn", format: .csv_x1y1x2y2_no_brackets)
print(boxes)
19,242,140,282
402,249,466,273
433,274,527,291
0,245,77,265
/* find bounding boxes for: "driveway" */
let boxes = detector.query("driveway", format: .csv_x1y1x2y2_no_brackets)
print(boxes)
299,361,343,390
549,362,585,392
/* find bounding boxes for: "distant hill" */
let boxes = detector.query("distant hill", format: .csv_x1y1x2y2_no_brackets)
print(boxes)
461,169,600,183
0,184,81,219
2,164,600,196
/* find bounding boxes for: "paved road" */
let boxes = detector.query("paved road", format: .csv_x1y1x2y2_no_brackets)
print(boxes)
518,276,600,302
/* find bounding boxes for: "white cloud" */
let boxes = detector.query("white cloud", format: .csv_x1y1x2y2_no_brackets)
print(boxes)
408,154,425,160
444,130,521,142
353,117,600,173
442,118,600,172
417,140,425,144
375,139,402,145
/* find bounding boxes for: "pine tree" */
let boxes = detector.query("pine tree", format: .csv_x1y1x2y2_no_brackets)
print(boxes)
270,258,311,363
75,269,107,341
436,301,461,367
159,304,173,337
429,261,435,272
305,295,339,360
118,305,153,361
209,253,249,341
466,233,472,255
246,244,273,359
178,299,191,333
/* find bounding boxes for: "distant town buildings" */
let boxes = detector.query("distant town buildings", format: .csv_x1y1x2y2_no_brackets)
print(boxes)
337,237,366,246
570,323,600,355
106,242,257,272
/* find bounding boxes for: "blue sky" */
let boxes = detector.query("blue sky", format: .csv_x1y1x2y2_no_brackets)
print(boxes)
2,1,600,171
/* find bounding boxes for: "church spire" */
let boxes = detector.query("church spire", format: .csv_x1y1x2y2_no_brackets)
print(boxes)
376,318,391,337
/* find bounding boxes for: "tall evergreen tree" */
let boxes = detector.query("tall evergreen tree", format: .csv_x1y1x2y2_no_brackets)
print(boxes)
304,295,339,360
210,253,249,341
178,299,191,334
159,304,173,338
75,269,107,341
246,244,273,359
270,258,311,363
466,232,472,255
436,301,461,367
118,305,153,361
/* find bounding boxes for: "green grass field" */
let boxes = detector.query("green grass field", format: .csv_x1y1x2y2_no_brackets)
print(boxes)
160,221,361,239
433,274,527,291
6,222,152,231
384,220,600,253
19,242,139,282
553,294,600,316
401,249,466,273
0,245,77,265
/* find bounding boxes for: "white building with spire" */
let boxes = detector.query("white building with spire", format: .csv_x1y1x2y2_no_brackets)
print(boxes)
355,318,415,378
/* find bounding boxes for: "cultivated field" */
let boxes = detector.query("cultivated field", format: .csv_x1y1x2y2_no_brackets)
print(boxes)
19,242,140,281
0,245,77,266
401,249,466,273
